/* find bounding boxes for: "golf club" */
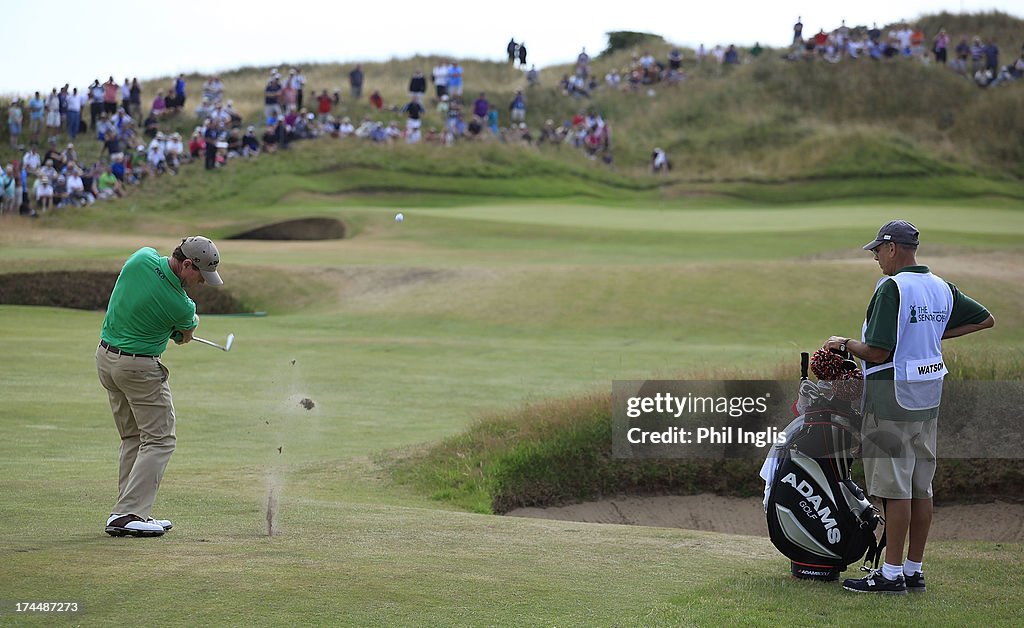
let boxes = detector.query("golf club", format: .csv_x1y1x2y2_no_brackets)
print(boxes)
193,333,235,352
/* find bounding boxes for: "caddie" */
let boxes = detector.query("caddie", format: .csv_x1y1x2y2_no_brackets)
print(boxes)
824,219,993,594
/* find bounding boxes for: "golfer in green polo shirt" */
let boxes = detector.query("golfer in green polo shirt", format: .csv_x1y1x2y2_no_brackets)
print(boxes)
825,220,993,594
96,236,223,537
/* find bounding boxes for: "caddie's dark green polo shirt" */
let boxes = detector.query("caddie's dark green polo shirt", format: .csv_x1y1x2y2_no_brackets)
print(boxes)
862,265,990,420
100,247,197,356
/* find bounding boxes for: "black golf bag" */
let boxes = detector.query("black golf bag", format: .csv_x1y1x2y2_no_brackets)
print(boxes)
763,352,883,581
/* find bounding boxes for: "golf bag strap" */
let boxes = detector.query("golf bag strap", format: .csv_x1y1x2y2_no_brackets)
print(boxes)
862,497,887,571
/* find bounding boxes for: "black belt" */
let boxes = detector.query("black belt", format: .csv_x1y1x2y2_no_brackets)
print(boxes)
99,340,157,358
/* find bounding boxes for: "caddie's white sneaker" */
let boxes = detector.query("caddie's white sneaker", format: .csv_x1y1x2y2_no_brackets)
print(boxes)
105,513,165,537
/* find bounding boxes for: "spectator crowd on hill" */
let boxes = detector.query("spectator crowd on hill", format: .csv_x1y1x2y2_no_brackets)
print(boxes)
1,17,1021,217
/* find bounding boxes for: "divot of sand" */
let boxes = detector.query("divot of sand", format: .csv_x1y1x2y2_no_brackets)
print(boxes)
300,398,315,410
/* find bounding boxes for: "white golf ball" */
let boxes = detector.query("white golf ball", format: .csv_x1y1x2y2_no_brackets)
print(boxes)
395,212,405,223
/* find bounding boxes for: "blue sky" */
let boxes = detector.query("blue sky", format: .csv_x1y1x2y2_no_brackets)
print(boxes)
1,0,1015,94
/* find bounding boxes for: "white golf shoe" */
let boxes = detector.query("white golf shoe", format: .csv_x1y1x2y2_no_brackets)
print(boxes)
105,514,165,537
147,517,173,531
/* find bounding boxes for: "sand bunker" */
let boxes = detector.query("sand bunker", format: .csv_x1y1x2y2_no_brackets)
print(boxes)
508,494,1024,542
0,270,251,314
229,217,346,241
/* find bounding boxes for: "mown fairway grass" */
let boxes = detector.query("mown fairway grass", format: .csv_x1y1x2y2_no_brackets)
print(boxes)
1,200,1023,625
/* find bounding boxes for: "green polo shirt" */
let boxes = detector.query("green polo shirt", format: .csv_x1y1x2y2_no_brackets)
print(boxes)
100,247,197,356
862,265,990,420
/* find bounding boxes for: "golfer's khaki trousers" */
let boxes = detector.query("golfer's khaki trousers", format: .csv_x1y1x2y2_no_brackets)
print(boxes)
95,346,176,519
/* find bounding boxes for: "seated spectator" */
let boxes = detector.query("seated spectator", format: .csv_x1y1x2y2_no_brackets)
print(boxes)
147,142,167,174
65,167,91,205
152,91,167,118
188,129,205,159
97,166,123,199
241,127,260,157
369,90,384,110
651,147,671,173
34,175,54,212
63,143,79,168
165,132,184,170
23,145,43,175
526,65,539,86
52,175,68,207
110,154,127,182
262,125,279,153
337,116,355,136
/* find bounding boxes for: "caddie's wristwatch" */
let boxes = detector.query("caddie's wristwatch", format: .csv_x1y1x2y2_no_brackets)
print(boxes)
839,338,849,353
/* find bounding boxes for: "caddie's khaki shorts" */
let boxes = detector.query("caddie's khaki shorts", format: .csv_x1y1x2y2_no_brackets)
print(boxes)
861,411,937,500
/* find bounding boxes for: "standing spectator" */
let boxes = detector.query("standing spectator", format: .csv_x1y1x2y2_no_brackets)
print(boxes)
316,89,333,122
28,91,45,143
58,85,69,131
89,79,104,128
984,37,1000,73
724,45,740,65
402,97,424,143
793,17,804,46
432,61,449,100
264,74,282,123
349,64,364,99
67,88,85,139
507,38,518,63
952,37,971,74
281,72,298,113
7,98,22,148
103,77,119,116
933,29,949,64
409,70,427,103
290,68,306,111
509,90,526,123
868,22,882,44
448,62,464,98
487,106,498,136
129,78,142,119
1,165,16,214
518,42,528,68
970,36,985,74
203,121,219,170
576,47,590,78
45,88,62,138
120,78,132,113
174,73,187,111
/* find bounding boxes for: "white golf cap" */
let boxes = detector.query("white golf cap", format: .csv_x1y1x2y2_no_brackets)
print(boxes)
179,236,223,286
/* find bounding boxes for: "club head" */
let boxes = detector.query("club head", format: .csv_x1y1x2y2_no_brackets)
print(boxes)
224,333,235,352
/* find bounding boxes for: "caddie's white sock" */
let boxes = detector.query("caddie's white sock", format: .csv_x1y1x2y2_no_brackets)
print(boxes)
903,559,923,576
881,562,903,581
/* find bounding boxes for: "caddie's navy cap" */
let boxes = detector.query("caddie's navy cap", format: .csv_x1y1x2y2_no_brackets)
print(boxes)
863,219,920,250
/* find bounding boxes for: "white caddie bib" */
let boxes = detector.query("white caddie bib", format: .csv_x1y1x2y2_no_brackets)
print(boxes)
862,272,953,411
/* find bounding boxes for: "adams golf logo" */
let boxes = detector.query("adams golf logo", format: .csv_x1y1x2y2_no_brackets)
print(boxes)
780,473,841,544
909,304,947,324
